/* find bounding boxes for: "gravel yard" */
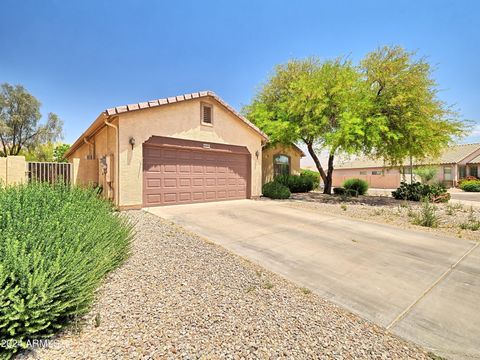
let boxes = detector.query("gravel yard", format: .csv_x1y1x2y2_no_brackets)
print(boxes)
281,192,480,242
24,210,432,359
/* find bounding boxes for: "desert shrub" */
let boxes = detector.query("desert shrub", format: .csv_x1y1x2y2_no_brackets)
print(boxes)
342,178,369,196
459,179,480,192
274,174,314,193
300,169,320,189
262,181,291,199
412,198,438,227
459,208,480,231
392,182,449,203
445,202,464,215
0,182,133,358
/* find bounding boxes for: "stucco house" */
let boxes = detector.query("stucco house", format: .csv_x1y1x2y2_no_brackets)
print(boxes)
65,91,304,209
332,143,480,189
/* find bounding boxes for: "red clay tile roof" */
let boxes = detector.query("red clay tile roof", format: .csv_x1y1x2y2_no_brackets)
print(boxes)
104,90,267,139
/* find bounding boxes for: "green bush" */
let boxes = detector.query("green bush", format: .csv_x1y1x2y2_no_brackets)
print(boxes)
274,174,314,193
342,178,369,196
300,169,320,189
392,182,450,203
0,182,133,358
262,181,291,199
459,179,480,192
332,187,358,197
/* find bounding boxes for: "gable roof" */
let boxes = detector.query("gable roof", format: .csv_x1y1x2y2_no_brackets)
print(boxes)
104,91,267,139
335,143,480,169
65,91,268,158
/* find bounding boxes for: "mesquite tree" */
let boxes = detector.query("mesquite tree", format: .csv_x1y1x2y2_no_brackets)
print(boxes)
244,46,466,194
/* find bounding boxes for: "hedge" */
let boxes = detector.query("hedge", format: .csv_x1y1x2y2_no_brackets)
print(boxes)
274,174,314,193
459,179,480,192
262,181,291,199
0,182,133,358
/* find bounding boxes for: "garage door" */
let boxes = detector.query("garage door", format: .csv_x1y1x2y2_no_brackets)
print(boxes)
143,137,251,207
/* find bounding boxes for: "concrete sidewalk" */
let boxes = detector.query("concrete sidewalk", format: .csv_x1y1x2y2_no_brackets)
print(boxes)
147,200,480,359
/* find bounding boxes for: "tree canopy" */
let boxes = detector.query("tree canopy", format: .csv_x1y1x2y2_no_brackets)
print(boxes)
0,83,63,157
243,46,467,194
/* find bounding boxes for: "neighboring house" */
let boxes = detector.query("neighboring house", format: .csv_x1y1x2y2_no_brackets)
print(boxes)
65,91,302,208
332,143,480,189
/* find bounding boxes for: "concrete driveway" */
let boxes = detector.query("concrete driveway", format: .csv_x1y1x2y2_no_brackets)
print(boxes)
146,200,480,359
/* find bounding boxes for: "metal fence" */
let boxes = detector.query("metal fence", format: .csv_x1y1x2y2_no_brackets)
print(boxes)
27,162,72,184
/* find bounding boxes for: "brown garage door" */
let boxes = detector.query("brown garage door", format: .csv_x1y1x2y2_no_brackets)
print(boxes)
143,136,251,207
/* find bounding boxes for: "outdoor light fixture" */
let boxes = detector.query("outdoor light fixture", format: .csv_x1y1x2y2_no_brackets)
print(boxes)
255,150,259,159
129,137,136,149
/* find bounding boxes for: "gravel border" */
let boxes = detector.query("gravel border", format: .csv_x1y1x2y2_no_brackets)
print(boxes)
270,192,480,242
22,210,432,359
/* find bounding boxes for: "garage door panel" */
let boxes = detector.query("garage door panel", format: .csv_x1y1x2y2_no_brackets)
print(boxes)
193,165,203,173
146,179,161,188
163,164,177,172
193,192,204,200
179,178,191,187
163,193,177,203
143,141,250,206
192,178,204,187
163,178,177,188
205,191,216,200
205,178,216,186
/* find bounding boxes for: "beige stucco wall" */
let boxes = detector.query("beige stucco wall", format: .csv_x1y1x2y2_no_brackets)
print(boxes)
68,119,117,199
117,97,264,207
0,156,27,185
262,144,302,185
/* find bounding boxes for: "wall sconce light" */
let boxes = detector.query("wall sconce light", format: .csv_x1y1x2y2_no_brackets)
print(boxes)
129,137,136,149
255,150,259,159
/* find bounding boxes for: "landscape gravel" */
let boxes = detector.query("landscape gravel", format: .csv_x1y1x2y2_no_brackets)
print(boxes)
23,210,432,359
283,192,480,242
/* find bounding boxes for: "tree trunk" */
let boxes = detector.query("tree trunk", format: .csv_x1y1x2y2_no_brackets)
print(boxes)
306,142,327,183
324,153,335,195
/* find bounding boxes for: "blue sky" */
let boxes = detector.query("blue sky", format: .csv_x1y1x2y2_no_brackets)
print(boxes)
1,0,479,158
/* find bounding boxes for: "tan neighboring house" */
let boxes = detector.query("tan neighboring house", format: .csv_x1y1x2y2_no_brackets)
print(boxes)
332,143,480,189
65,91,303,209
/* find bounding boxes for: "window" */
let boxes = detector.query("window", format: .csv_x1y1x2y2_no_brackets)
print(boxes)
459,165,466,179
274,154,290,177
359,171,367,175
443,166,452,181
201,103,213,125
371,170,383,175
469,165,478,178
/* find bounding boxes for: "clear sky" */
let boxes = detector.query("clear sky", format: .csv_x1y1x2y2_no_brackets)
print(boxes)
1,0,479,164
